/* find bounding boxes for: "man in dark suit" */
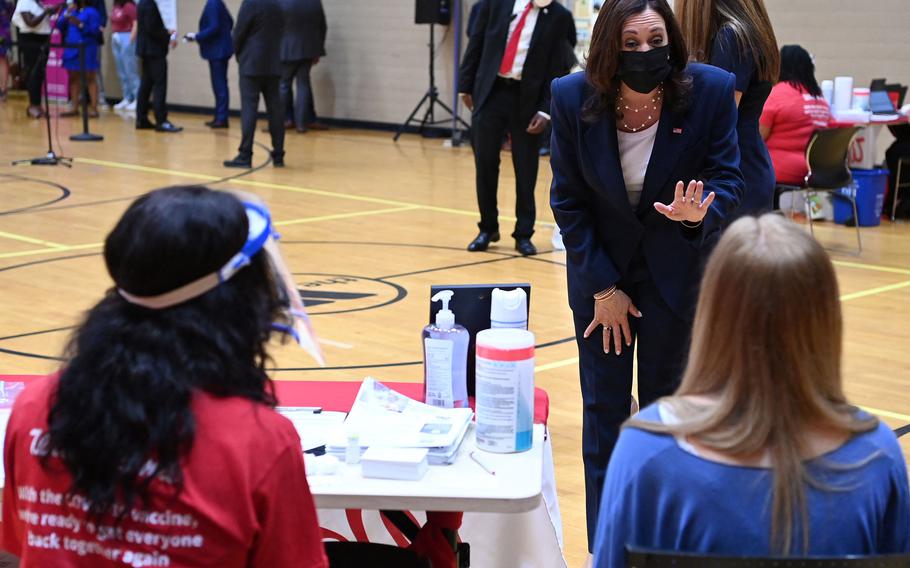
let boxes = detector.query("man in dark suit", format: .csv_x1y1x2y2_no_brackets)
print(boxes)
187,0,234,128
225,0,285,168
279,0,326,133
459,0,575,256
135,0,181,132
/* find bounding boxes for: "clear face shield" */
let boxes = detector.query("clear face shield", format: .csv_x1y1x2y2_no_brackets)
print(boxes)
117,195,325,367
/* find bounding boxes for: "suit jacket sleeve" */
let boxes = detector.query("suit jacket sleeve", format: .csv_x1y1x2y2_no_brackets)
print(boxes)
194,0,219,43
141,2,170,44
458,0,489,95
318,0,327,56
686,71,744,247
232,0,255,56
537,10,577,115
549,77,622,297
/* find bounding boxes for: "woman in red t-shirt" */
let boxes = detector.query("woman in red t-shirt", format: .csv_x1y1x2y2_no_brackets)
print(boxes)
1,186,328,568
760,45,832,191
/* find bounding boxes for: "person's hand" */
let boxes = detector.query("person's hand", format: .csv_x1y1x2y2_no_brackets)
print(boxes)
583,289,642,356
653,180,716,224
184,32,197,41
460,93,473,111
313,57,320,65
527,113,549,134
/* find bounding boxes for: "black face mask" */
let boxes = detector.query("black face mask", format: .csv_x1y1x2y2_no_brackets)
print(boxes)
617,45,672,94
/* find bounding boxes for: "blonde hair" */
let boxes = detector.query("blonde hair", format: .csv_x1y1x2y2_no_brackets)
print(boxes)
675,0,780,84
630,215,877,554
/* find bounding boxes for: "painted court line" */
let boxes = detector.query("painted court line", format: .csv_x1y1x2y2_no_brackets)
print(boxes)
859,405,910,424
840,280,910,302
832,260,910,277
535,357,579,374
0,231,67,249
274,205,420,226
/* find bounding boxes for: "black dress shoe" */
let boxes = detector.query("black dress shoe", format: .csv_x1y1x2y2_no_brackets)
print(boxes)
224,155,252,168
515,238,537,256
135,120,155,130
206,120,229,128
467,231,500,252
272,155,285,168
155,121,183,133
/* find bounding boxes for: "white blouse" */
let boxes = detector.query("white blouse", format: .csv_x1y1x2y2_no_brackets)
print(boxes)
616,120,659,207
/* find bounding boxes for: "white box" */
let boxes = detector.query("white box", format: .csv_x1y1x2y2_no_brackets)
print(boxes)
361,447,429,481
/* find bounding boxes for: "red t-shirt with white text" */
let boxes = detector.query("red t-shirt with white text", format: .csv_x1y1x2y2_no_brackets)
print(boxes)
1,376,329,568
760,81,832,185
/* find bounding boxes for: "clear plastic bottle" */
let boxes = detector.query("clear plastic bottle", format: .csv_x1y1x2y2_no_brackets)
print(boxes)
422,290,470,408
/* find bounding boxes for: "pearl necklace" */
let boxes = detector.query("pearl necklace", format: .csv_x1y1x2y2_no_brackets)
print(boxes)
617,86,663,133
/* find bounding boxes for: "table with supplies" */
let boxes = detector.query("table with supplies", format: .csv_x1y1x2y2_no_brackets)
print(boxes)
0,376,567,568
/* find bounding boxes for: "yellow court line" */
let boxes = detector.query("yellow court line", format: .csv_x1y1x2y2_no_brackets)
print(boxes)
0,242,103,260
73,156,554,226
274,205,421,226
535,357,579,373
859,405,910,424
0,231,67,249
832,260,910,277
840,280,910,302
74,157,219,182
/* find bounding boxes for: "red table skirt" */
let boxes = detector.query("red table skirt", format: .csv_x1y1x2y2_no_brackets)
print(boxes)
0,375,550,425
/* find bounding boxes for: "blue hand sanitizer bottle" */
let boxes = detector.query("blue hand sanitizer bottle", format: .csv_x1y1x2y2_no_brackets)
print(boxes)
422,290,469,408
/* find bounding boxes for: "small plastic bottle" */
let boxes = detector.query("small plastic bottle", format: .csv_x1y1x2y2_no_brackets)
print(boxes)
422,290,470,408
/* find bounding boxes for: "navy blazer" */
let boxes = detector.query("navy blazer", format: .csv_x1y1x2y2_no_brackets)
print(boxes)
549,64,744,317
196,0,234,61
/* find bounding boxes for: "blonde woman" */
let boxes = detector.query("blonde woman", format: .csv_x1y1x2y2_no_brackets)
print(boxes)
593,214,910,566
676,0,779,215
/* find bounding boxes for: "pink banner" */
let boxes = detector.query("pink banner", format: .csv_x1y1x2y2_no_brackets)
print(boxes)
45,0,67,101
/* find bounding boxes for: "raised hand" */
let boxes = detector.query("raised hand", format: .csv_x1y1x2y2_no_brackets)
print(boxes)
654,180,716,224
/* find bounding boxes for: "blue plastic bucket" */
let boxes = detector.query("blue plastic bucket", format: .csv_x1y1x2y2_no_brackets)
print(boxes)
832,169,888,227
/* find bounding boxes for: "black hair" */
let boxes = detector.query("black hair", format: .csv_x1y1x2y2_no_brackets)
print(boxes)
779,45,822,98
44,186,282,521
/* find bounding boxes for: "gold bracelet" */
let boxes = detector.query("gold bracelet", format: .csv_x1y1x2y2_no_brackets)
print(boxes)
593,285,617,302
681,219,703,228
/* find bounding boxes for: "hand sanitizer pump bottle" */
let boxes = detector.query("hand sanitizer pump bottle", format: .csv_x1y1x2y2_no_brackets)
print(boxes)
422,290,469,408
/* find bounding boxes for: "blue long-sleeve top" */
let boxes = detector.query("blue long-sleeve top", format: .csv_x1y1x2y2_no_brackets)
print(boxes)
593,404,910,567
56,6,101,60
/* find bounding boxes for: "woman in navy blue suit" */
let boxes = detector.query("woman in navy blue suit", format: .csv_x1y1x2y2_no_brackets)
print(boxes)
677,0,780,215
549,0,744,552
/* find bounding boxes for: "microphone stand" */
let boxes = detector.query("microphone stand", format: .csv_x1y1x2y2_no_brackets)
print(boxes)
11,36,73,167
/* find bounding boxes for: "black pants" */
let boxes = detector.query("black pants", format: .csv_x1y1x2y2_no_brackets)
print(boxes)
573,277,691,552
239,74,284,160
281,59,317,130
471,79,541,240
19,33,50,107
137,56,168,124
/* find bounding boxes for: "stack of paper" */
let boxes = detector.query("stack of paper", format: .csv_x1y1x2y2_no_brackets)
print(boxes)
326,378,473,465
277,408,347,452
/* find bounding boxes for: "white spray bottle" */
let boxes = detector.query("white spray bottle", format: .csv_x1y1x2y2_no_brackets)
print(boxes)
422,290,469,408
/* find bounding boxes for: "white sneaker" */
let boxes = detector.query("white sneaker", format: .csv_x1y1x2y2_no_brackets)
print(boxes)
125,100,136,112
114,99,129,110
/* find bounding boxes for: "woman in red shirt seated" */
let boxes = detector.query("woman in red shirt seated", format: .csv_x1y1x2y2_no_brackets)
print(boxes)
760,45,832,197
1,186,329,568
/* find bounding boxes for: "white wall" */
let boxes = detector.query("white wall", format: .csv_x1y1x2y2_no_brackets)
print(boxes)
103,0,910,132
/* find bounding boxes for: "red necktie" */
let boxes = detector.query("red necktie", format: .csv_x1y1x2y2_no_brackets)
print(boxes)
499,2,534,76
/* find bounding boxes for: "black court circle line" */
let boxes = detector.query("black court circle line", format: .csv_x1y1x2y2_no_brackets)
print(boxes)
267,336,576,373
0,174,72,216
0,128,273,218
895,424,910,439
0,243,573,366
291,272,408,316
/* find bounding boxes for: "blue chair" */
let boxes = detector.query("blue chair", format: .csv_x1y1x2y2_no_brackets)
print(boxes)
627,547,910,567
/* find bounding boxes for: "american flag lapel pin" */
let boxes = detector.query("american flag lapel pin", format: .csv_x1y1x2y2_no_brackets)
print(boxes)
672,127,683,135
